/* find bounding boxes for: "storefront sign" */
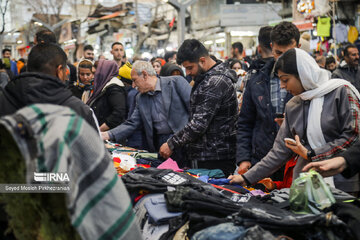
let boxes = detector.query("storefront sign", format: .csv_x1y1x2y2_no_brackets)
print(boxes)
293,20,314,30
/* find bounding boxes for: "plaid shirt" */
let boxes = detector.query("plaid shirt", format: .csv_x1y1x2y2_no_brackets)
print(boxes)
168,62,238,162
270,71,287,114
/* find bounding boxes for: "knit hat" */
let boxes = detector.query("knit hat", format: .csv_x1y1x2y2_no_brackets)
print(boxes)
118,61,132,85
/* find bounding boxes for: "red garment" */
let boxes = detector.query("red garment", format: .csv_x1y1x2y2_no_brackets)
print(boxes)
273,156,298,189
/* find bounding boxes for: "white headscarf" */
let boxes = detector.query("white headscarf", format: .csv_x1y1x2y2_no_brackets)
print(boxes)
294,48,360,186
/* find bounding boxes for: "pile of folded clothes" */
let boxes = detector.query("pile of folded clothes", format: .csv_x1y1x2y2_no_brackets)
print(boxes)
121,167,360,240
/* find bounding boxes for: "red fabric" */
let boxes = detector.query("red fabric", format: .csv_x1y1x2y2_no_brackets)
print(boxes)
273,156,298,189
169,17,175,28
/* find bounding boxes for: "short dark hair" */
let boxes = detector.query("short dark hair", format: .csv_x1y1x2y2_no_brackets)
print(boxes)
344,44,358,57
176,39,209,65
35,29,57,44
325,55,336,65
27,43,67,75
164,51,176,62
111,42,123,49
258,26,273,51
271,21,300,46
232,42,243,54
274,48,299,78
2,48,11,55
84,45,94,52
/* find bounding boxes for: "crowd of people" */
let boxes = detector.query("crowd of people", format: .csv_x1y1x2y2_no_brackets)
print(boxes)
1,22,360,190
0,20,360,238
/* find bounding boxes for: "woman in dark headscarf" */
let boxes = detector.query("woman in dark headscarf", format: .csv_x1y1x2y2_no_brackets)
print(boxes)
159,62,184,77
87,60,127,131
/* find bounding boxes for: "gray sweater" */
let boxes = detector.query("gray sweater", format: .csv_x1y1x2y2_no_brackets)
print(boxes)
243,85,360,193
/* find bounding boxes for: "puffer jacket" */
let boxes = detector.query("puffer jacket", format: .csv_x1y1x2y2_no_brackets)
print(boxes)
168,61,238,163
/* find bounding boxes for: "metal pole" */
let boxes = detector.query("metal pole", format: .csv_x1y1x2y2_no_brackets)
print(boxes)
333,0,337,61
330,0,337,61
178,6,185,45
168,0,196,47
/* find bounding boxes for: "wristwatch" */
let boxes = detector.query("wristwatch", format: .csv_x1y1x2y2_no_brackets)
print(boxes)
307,149,315,160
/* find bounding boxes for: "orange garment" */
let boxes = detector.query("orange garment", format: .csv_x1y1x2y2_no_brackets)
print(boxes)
17,61,24,73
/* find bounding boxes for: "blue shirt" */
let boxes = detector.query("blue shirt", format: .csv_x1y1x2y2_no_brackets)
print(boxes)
147,79,172,135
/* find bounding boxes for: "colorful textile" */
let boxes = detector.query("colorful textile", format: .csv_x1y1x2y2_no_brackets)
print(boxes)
185,169,225,178
157,158,183,172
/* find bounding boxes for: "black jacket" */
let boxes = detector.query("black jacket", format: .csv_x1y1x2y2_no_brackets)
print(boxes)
0,72,98,130
236,58,292,166
68,85,84,99
88,78,127,129
168,61,238,163
332,61,360,92
341,140,360,179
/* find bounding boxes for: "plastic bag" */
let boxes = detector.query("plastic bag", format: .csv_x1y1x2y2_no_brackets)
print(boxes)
289,169,335,214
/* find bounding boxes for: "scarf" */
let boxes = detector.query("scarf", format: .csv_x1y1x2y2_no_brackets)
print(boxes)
86,60,119,105
295,48,360,186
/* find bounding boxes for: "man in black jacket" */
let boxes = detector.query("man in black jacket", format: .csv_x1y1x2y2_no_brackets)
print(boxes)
159,39,238,176
236,22,299,179
332,44,360,92
0,43,98,130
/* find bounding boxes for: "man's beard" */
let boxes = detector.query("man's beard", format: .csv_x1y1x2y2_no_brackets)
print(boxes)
196,63,206,76
192,63,206,80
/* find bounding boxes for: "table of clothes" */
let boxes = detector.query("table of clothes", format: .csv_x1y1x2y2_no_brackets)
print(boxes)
106,142,360,240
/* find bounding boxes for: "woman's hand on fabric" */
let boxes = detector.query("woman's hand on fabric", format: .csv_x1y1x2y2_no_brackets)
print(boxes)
302,157,347,177
285,135,308,160
228,174,246,186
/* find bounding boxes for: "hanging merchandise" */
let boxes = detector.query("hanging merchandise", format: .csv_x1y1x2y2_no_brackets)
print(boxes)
334,23,348,43
317,17,331,37
297,0,315,14
348,26,359,44
313,0,331,16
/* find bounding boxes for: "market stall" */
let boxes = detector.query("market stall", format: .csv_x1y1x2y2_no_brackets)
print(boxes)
106,142,360,240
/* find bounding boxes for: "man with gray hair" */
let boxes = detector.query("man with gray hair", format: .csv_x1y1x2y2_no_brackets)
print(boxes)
101,60,191,167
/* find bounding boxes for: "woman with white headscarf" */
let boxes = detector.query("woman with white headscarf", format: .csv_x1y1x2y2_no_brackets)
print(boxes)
229,48,360,194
